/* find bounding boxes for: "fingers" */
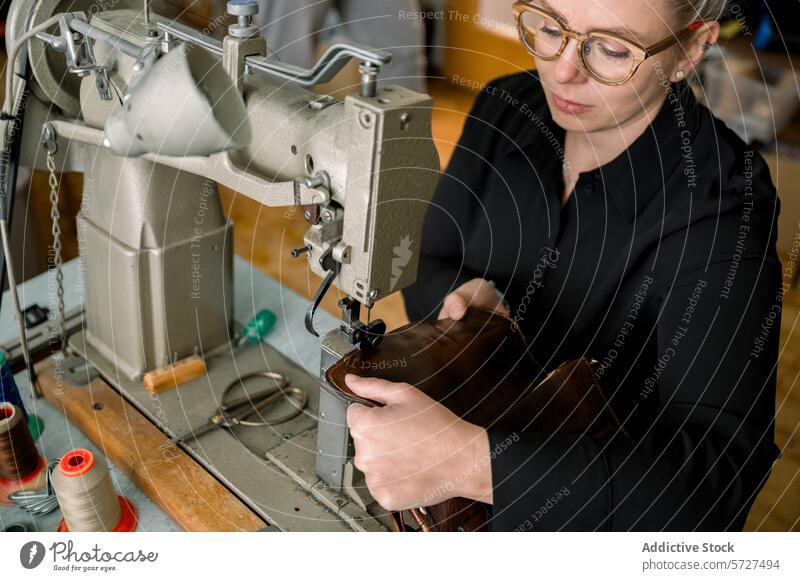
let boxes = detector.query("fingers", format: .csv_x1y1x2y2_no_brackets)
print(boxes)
344,373,408,404
439,279,507,320
439,293,466,320
346,401,369,429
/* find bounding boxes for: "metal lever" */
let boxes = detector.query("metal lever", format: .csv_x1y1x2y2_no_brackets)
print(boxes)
305,244,340,337
156,19,392,88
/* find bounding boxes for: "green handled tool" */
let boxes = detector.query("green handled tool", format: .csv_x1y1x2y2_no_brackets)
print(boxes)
204,309,277,359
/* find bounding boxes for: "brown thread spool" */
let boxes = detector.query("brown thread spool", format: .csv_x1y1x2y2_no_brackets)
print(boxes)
0,403,46,506
52,448,137,532
0,403,42,481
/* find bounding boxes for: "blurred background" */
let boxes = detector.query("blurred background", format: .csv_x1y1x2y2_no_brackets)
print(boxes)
1,0,797,530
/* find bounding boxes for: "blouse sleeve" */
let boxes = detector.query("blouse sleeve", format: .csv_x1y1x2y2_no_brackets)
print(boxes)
487,252,782,531
401,88,497,320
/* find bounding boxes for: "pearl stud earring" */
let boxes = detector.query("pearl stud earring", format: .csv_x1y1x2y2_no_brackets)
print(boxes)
675,69,685,80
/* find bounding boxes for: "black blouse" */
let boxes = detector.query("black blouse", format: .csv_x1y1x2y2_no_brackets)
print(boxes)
402,71,782,531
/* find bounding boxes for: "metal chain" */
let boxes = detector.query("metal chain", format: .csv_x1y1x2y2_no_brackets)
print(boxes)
43,124,67,352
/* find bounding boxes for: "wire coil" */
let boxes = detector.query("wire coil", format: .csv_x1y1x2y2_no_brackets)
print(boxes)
0,403,40,481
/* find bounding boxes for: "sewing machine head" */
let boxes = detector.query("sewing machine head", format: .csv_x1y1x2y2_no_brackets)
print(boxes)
4,0,439,376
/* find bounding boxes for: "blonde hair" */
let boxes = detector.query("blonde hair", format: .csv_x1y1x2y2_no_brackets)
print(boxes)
672,0,727,25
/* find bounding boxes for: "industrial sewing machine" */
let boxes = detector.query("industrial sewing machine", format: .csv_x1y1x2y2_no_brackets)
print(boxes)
0,0,439,530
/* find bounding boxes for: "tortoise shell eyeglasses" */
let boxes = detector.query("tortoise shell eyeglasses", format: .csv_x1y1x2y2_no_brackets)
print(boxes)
512,1,704,86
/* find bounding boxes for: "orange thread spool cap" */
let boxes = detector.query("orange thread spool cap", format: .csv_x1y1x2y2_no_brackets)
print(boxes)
59,448,95,478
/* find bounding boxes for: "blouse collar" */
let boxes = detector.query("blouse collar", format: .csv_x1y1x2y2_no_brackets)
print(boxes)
503,76,704,223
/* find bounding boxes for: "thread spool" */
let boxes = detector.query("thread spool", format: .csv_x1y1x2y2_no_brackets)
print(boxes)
52,448,137,532
0,352,44,440
0,403,46,505
0,351,28,419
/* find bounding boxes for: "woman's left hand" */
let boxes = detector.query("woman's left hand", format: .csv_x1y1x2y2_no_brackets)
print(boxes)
344,373,493,511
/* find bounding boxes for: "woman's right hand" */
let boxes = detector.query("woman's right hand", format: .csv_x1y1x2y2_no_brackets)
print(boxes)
438,278,510,321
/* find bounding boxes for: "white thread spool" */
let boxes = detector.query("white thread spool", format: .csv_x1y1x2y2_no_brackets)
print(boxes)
51,448,137,532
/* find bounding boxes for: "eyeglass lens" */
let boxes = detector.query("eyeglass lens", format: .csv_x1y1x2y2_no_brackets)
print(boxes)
518,10,636,83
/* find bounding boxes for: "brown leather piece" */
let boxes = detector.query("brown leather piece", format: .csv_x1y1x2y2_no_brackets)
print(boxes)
325,307,623,531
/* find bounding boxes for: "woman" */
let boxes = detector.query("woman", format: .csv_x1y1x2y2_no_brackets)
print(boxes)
344,0,781,531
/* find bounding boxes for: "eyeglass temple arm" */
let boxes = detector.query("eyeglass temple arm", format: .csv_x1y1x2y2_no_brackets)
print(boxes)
643,21,705,57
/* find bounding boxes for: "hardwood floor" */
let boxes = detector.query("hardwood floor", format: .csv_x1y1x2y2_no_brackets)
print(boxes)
746,290,800,530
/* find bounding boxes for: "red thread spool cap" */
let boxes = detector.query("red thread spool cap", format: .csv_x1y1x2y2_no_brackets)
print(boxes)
0,404,13,421
59,448,95,478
